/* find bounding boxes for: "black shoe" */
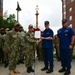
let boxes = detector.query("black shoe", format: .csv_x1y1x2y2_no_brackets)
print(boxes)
46,69,53,73
59,68,66,73
4,61,8,68
4,63,8,68
41,67,48,71
27,67,31,73
30,67,34,72
20,61,24,64
64,70,70,75
57,58,60,61
17,61,20,65
2,60,4,63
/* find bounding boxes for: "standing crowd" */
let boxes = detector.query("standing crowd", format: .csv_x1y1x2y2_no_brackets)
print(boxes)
0,19,75,75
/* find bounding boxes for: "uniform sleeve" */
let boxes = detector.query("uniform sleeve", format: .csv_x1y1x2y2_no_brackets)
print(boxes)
5,32,12,49
69,28,75,37
49,30,54,38
0,35,3,48
25,33,36,43
2,35,5,49
41,31,44,37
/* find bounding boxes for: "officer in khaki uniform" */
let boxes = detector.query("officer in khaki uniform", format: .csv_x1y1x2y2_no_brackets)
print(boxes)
24,24,36,73
6,23,21,75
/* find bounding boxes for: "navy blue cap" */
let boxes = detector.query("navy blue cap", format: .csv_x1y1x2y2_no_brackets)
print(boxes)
44,21,49,25
62,19,67,23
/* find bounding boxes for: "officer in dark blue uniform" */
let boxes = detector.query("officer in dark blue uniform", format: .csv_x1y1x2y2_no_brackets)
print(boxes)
41,21,54,73
57,19,75,75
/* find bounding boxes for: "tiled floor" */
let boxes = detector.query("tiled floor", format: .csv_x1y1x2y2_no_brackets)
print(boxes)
0,59,75,75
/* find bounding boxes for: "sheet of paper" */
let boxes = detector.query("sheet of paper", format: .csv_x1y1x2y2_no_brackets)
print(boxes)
34,31,41,38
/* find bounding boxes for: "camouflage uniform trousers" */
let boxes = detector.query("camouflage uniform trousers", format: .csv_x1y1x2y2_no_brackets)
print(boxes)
24,47,35,68
3,50,10,63
36,44,43,61
55,47,60,60
3,46,10,63
9,48,20,70
18,46,25,62
0,48,4,62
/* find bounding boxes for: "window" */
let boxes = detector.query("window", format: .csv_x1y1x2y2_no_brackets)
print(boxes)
69,24,72,28
0,0,3,8
64,14,66,19
69,16,72,20
69,7,72,12
63,0,66,2
63,12,66,14
63,5,66,8
71,0,74,2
